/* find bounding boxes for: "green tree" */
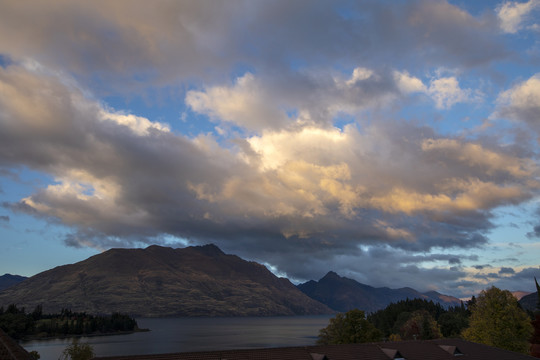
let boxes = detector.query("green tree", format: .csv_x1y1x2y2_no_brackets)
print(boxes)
59,339,94,360
462,286,532,354
438,311,468,337
367,298,447,337
400,310,441,340
317,309,382,345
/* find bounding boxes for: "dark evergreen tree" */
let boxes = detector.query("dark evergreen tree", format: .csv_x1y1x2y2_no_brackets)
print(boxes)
31,304,42,320
530,278,540,358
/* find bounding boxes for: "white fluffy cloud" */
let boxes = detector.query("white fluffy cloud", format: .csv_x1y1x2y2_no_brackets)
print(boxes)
495,73,540,128
393,71,475,109
2,64,533,253
497,0,540,33
186,73,289,132
427,76,473,109
394,71,427,94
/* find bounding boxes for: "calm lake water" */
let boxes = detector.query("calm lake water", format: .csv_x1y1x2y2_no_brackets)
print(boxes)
21,315,332,360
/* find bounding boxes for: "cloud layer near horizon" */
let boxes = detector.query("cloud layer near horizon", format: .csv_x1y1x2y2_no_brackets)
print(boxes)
1,0,539,297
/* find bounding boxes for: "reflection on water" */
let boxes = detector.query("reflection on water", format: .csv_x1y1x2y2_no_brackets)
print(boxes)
22,315,332,359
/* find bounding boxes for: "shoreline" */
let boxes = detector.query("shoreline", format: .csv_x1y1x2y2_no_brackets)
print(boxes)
20,328,150,342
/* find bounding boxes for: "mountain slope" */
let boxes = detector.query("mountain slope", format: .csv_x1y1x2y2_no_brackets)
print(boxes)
0,274,27,291
297,271,461,313
0,244,332,317
519,291,538,312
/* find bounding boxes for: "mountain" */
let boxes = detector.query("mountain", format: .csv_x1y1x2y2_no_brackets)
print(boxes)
297,271,462,313
519,291,538,312
0,274,27,291
512,291,532,301
0,244,332,317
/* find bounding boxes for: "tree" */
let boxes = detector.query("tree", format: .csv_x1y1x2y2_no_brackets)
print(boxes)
530,278,540,358
400,310,441,340
60,339,94,360
462,286,532,354
367,298,447,337
31,305,43,321
438,311,468,338
317,309,382,345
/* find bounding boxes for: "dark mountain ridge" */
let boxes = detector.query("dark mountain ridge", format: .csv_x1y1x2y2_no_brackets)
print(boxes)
0,244,332,317
297,271,462,313
0,274,28,291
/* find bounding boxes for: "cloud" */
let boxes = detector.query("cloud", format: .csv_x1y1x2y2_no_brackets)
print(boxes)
346,67,375,85
499,267,516,274
99,110,170,136
494,73,540,129
0,0,507,95
497,0,540,33
421,138,534,178
186,68,406,132
427,76,474,109
394,71,427,94
0,215,9,223
393,72,479,109
458,264,540,294
0,0,533,297
473,265,489,270
2,63,535,282
186,73,289,132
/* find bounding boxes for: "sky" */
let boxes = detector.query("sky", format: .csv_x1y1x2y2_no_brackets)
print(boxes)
0,0,539,299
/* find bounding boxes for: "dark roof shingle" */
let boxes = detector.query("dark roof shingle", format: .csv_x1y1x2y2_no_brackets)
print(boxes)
92,339,537,360
0,328,34,360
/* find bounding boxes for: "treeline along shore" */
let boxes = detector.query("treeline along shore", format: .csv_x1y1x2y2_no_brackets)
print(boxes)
0,304,146,340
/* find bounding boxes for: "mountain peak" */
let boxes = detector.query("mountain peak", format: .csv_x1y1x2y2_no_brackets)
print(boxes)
191,243,225,256
0,245,332,317
298,271,462,313
322,271,340,279
0,274,28,292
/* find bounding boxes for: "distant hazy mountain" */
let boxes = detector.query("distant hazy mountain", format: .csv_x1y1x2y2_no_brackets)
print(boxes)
0,244,332,317
519,291,538,312
512,291,532,301
0,274,27,291
297,271,462,313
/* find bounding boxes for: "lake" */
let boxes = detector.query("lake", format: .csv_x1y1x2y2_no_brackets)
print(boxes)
21,315,333,359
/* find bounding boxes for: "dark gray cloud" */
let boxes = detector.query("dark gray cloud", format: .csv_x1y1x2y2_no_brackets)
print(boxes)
482,266,540,293
527,225,540,239
0,0,507,95
499,267,516,275
526,207,540,239
473,264,492,270
0,215,9,223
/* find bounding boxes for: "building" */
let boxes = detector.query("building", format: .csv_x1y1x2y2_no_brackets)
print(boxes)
0,328,34,360
92,339,536,360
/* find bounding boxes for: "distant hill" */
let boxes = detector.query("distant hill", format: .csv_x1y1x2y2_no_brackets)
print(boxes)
0,274,27,291
512,291,532,301
0,244,332,317
519,291,538,312
297,271,462,313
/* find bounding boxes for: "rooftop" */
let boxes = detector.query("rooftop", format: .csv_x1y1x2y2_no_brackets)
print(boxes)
0,328,34,360
92,339,537,360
